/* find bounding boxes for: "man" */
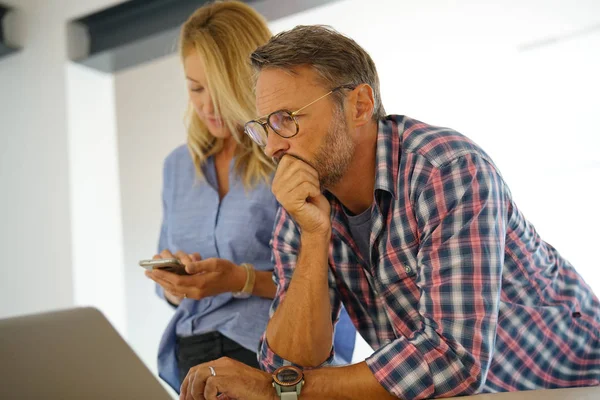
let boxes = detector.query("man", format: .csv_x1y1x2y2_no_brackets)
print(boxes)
179,25,600,400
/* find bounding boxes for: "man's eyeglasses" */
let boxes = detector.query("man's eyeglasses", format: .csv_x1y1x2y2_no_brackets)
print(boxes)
244,85,355,147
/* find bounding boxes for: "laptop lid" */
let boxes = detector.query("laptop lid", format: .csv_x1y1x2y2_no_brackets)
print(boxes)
0,307,173,399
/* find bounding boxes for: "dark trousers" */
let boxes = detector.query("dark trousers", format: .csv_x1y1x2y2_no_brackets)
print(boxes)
176,331,259,384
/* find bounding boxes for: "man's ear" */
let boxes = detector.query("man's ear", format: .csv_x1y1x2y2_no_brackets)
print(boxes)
351,84,375,127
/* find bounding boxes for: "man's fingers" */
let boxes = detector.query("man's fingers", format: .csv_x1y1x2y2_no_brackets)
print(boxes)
283,175,321,198
310,191,331,210
291,181,322,201
179,372,190,400
190,368,208,400
182,358,238,400
191,252,202,262
273,167,321,204
204,376,230,400
278,153,316,172
282,160,319,183
278,154,318,175
275,154,319,183
279,170,320,193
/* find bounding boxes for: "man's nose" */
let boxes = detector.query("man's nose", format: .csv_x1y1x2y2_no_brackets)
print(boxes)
264,129,289,159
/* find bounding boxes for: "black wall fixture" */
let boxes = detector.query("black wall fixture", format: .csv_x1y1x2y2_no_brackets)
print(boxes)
69,0,340,73
0,4,19,59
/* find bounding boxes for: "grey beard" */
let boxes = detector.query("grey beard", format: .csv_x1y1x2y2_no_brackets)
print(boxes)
313,109,354,188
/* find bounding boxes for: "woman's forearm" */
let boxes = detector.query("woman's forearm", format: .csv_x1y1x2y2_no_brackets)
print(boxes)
164,289,183,306
252,270,277,299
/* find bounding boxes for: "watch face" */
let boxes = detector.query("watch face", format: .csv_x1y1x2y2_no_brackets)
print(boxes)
273,366,303,387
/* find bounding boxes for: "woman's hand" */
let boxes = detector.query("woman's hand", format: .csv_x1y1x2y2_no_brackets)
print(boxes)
145,250,246,301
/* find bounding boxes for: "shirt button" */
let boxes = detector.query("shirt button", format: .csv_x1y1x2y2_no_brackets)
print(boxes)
404,266,412,273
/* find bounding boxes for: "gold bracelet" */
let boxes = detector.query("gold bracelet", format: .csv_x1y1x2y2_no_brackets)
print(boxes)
240,263,256,294
232,263,256,298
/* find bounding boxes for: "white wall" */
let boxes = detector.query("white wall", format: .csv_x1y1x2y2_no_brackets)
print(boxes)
0,0,170,394
66,62,127,335
0,0,74,319
113,54,187,374
0,0,128,351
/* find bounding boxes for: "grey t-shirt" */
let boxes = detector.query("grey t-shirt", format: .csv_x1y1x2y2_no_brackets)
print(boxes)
343,204,374,264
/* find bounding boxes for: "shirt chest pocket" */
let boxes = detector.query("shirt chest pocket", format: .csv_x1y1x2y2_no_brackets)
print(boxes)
372,243,418,285
372,244,423,339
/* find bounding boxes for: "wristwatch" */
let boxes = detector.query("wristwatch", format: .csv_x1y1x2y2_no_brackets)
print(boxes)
272,366,304,399
232,263,255,299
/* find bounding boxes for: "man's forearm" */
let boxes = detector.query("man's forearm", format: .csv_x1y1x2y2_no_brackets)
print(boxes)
301,362,398,400
266,232,333,366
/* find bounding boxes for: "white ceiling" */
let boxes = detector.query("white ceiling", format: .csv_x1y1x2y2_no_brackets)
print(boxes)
5,0,598,53
270,0,600,53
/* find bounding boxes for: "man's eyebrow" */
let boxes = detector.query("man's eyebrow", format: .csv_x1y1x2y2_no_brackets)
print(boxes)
256,104,295,120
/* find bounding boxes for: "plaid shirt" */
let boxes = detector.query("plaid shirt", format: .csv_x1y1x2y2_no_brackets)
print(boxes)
259,115,600,399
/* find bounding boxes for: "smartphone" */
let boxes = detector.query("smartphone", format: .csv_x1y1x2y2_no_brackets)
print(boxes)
139,258,189,275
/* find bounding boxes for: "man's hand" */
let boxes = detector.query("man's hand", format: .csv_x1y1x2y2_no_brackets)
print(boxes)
145,250,246,300
272,155,331,236
180,357,277,400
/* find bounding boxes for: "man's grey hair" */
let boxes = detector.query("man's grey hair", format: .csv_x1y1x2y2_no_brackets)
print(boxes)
250,25,386,120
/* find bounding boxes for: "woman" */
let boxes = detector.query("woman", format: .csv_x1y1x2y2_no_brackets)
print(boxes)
144,1,356,393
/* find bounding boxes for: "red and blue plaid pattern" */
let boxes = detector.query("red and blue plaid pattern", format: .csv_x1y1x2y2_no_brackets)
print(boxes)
259,115,600,399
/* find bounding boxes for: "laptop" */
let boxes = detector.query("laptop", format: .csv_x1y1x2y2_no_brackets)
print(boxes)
0,307,173,399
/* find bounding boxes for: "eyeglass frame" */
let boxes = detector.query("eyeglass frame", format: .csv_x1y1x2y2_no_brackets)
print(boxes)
244,84,356,146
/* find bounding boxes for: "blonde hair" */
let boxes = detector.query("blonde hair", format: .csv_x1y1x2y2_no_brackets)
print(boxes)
180,0,274,187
